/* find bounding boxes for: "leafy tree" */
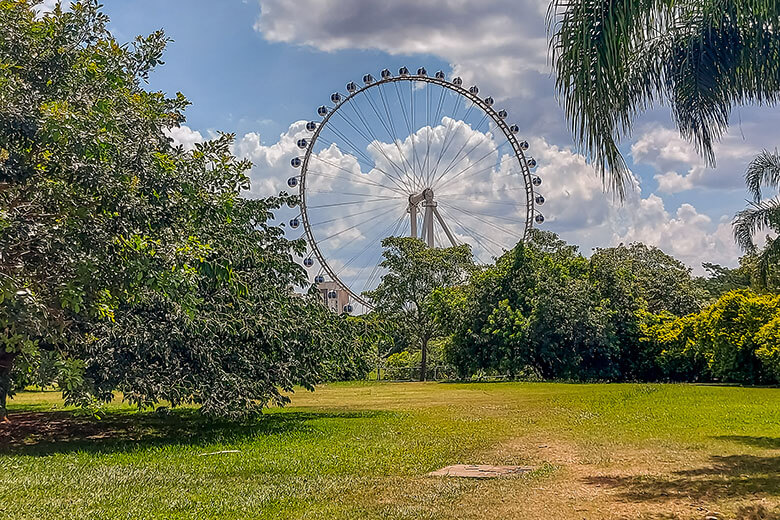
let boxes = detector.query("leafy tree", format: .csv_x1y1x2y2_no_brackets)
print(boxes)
591,244,703,317
589,243,704,379
755,315,780,381
443,231,620,381
365,237,473,381
640,290,780,384
733,149,780,288
0,1,349,420
697,261,754,300
701,290,780,384
549,0,780,194
637,311,711,381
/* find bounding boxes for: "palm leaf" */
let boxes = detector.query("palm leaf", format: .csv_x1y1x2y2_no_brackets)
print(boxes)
745,149,780,202
732,197,780,252
549,0,780,197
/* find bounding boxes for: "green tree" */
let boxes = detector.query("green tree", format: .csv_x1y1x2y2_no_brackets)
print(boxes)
549,0,780,194
365,237,473,381
589,243,704,379
443,231,620,381
640,290,780,384
0,1,348,420
733,149,780,288
697,261,754,300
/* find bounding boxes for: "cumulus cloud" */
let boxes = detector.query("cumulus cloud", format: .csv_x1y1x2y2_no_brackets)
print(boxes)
631,122,772,194
165,125,206,151
526,139,741,273
255,0,548,80
230,118,743,281
33,0,59,15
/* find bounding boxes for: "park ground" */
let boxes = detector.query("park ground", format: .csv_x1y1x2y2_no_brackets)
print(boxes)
2,382,780,519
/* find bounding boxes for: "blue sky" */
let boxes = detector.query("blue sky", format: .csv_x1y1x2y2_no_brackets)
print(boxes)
40,1,780,283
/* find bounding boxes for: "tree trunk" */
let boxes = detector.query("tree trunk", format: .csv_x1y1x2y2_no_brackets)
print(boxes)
420,338,428,382
0,352,14,423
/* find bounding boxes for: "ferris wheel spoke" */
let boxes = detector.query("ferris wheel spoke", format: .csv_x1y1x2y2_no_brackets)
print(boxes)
426,92,469,186
376,83,418,189
305,188,400,199
434,137,516,192
309,202,399,227
333,208,407,278
343,211,406,293
424,82,432,187
429,111,491,188
327,110,413,193
307,197,403,210
335,209,404,276
326,112,410,192
410,80,430,189
306,163,408,196
425,84,449,188
393,80,420,192
435,154,521,196
341,98,414,192
440,202,524,237
442,195,528,206
316,132,410,194
437,205,503,259
361,210,405,296
316,205,400,244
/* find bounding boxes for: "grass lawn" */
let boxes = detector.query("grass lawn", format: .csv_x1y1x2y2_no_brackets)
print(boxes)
2,382,780,519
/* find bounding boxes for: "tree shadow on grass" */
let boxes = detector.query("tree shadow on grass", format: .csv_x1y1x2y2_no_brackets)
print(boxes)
0,408,390,457
582,454,780,503
715,435,780,450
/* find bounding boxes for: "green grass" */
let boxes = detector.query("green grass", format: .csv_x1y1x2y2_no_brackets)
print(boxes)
2,382,780,519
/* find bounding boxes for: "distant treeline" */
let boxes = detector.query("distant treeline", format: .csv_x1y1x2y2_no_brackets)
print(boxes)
369,231,780,385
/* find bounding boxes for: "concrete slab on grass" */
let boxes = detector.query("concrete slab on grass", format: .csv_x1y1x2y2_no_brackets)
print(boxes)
428,464,534,478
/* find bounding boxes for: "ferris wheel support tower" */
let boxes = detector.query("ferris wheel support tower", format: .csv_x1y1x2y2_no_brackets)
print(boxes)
408,188,457,248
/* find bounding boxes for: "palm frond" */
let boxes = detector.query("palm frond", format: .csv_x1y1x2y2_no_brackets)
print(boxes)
745,149,780,201
757,235,780,288
732,197,780,252
549,0,780,198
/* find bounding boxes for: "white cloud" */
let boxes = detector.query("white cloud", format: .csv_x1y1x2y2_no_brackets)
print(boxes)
165,125,206,151
528,139,741,272
230,119,743,281
255,0,548,85
615,197,740,272
630,123,770,194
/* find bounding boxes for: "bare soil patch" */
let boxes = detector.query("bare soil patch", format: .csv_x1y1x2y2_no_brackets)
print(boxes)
452,436,780,519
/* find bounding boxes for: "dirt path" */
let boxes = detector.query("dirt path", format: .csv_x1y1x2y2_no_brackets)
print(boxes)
451,436,780,520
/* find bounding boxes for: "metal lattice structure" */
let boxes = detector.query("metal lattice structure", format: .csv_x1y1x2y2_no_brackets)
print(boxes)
287,68,546,312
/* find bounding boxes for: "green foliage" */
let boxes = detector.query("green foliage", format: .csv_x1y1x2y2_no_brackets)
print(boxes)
441,232,707,382
365,236,473,381
697,261,754,300
442,231,618,380
755,316,780,380
640,290,780,384
0,1,352,419
549,0,780,195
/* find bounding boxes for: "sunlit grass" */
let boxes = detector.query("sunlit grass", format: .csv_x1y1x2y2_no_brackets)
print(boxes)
2,382,780,519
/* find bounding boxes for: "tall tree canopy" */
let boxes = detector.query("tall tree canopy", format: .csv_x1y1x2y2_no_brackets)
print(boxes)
365,237,473,381
549,0,780,195
0,0,355,420
441,232,705,381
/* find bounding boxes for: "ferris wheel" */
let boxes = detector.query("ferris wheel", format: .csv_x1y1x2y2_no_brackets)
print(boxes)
286,67,546,313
